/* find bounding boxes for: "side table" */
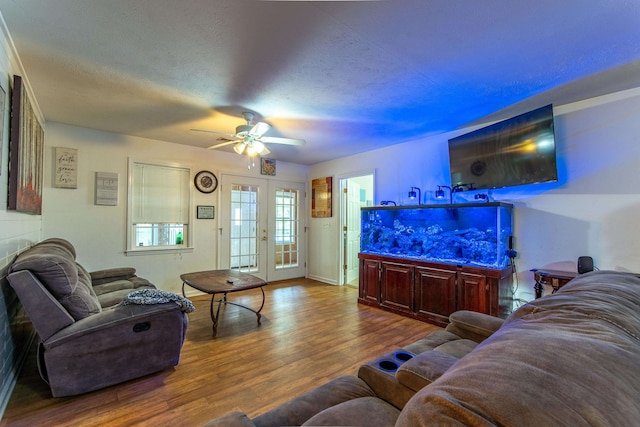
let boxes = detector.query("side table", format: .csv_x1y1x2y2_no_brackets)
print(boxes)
531,269,577,299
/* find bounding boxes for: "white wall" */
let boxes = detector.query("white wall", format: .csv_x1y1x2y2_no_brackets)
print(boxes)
309,88,640,299
42,123,308,294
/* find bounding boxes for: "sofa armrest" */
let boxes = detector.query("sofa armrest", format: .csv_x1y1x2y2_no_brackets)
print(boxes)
445,310,504,343
395,351,459,392
7,270,74,341
43,302,185,349
90,267,137,285
202,411,256,427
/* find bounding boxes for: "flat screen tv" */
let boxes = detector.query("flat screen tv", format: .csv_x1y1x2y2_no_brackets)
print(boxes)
448,104,557,191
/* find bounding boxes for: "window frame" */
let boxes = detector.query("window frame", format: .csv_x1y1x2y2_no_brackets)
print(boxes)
126,158,194,255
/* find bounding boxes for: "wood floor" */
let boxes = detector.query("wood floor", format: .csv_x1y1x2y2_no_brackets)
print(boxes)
1,278,440,427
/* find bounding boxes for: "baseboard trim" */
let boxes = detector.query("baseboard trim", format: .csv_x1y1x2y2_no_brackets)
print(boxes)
307,274,337,285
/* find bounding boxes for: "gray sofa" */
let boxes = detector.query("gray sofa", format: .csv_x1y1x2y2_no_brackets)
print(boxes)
7,238,190,397
205,270,640,426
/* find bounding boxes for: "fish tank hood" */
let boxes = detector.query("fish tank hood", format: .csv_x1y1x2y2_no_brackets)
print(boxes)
360,202,513,269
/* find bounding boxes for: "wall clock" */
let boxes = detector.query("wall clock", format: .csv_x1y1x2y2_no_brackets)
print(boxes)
194,170,218,194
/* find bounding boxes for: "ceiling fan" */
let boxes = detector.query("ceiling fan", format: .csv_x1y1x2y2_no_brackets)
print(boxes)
191,112,306,157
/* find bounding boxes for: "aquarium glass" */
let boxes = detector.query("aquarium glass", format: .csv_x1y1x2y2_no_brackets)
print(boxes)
360,203,513,269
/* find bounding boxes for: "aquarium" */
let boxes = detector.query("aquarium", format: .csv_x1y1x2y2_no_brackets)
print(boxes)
360,202,513,269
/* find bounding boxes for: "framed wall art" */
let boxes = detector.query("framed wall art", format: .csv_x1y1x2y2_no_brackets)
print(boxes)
197,205,215,219
95,172,118,206
8,75,44,215
260,158,276,176
54,147,78,188
311,176,332,218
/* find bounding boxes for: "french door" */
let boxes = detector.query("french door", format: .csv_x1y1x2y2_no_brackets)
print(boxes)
219,175,306,282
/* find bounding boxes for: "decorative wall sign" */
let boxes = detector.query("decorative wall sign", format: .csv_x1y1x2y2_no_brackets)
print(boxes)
8,75,44,215
194,170,218,193
95,172,118,206
260,158,276,176
53,147,78,188
312,176,332,218
197,205,215,219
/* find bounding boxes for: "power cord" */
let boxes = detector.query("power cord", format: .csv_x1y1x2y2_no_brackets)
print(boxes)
509,255,529,308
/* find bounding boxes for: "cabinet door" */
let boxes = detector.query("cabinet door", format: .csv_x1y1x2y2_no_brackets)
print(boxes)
380,262,413,313
359,259,381,305
415,266,456,326
457,271,489,314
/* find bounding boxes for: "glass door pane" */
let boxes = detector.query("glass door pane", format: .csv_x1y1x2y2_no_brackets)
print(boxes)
230,184,259,272
274,188,299,270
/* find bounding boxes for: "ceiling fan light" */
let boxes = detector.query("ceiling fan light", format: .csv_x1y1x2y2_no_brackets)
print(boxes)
252,140,265,154
233,142,246,154
246,145,258,156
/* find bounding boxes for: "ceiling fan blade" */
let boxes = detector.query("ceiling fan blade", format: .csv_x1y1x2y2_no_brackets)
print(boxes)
191,128,236,138
207,139,240,150
260,136,306,146
249,122,270,138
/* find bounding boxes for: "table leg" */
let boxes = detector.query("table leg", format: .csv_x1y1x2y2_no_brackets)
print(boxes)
256,286,265,325
534,279,542,299
209,293,225,337
208,287,266,337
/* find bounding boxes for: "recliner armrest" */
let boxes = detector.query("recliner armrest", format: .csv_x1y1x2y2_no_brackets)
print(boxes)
43,302,185,349
90,267,137,285
445,310,504,343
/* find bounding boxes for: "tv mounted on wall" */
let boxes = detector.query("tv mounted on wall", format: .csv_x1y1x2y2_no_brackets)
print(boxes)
448,104,557,191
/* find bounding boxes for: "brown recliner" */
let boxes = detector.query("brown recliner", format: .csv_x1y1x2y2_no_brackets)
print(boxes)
7,238,190,397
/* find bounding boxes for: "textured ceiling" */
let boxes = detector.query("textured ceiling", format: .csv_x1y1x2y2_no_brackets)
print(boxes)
0,0,639,165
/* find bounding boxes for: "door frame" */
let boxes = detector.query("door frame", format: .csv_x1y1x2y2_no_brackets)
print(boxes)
337,170,375,286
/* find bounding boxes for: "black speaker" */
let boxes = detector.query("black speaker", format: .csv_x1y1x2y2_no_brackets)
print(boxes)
577,256,594,274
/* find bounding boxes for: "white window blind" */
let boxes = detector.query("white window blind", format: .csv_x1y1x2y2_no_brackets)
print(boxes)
132,163,189,224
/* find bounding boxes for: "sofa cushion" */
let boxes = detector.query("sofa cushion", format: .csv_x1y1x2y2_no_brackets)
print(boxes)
9,241,101,320
90,267,137,285
445,310,504,342
253,376,376,427
94,277,156,308
396,350,459,392
402,330,462,354
432,338,478,358
302,396,400,426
